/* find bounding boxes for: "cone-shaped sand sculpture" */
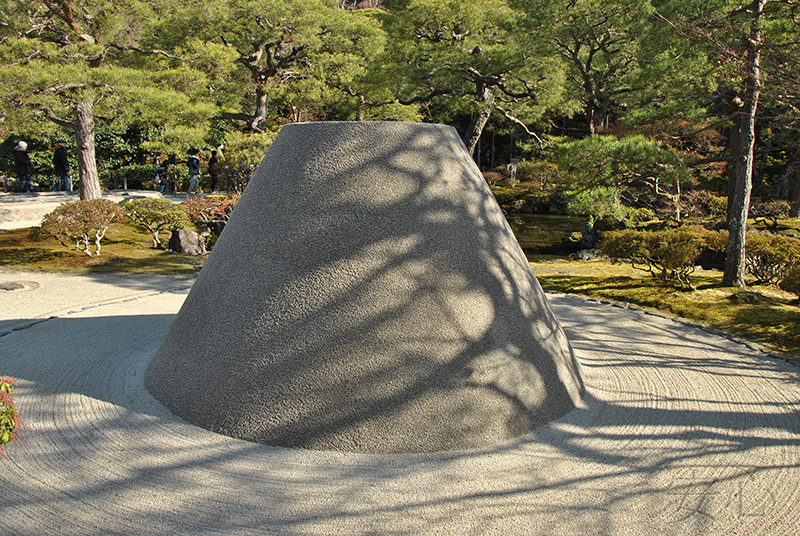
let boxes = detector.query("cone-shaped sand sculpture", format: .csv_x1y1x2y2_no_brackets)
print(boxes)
146,122,584,454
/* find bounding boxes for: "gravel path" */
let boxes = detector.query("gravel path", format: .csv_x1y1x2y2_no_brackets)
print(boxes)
1,270,799,535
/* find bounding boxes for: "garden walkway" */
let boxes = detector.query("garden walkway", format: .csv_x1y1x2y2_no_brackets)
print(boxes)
0,269,798,535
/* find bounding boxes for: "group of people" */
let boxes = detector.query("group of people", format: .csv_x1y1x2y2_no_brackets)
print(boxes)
12,139,72,193
10,139,223,196
155,148,222,196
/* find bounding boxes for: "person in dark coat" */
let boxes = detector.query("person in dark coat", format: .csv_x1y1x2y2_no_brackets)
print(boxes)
208,150,221,193
51,139,72,192
14,141,34,193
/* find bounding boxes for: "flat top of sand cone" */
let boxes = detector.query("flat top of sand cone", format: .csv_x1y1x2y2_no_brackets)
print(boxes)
146,121,583,454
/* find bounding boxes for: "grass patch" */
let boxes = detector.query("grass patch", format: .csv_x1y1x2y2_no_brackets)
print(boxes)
2,220,797,360
532,259,800,359
0,223,204,275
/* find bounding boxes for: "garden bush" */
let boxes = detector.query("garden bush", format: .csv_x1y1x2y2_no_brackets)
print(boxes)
183,195,239,225
102,164,157,190
600,226,721,289
1,376,23,460
779,265,800,304
744,232,800,284
706,194,727,217
483,171,502,186
750,199,792,230
37,199,125,256
120,198,189,248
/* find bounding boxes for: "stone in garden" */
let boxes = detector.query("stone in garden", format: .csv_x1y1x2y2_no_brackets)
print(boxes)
168,229,206,255
146,121,584,454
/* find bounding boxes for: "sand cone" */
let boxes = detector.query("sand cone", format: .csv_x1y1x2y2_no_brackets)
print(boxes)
145,122,584,453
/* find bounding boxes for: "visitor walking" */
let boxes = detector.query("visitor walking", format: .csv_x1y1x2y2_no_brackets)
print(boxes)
155,160,170,194
187,148,201,196
208,150,221,193
51,139,72,192
14,141,34,193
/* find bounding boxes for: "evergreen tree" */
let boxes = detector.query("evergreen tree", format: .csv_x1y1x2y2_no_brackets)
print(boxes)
514,0,652,137
0,0,216,199
380,0,568,155
651,0,800,288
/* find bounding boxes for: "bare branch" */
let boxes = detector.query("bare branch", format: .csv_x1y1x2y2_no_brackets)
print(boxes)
494,106,544,147
41,106,75,129
108,43,185,61
391,88,456,106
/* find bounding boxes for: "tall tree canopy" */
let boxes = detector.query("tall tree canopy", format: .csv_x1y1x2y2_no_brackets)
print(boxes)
514,0,651,137
381,0,568,155
0,0,216,199
651,0,800,287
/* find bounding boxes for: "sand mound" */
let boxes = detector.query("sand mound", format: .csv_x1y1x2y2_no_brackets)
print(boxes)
145,122,584,453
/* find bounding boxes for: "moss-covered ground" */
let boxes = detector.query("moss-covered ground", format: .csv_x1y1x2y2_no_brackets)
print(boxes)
531,259,799,359
0,223,203,275
1,220,797,359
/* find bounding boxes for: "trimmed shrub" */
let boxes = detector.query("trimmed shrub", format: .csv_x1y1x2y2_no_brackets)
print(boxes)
120,198,189,248
745,232,800,285
38,199,125,256
483,171,502,186
600,226,720,289
751,199,792,230
779,265,800,303
183,195,239,226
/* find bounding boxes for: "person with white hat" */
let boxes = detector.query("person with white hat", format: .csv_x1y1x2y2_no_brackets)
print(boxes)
14,141,34,193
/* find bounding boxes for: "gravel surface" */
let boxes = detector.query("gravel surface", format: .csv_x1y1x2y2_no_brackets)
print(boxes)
1,269,799,535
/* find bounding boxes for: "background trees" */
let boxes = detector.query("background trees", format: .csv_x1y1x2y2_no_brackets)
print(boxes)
0,0,217,199
1,0,799,289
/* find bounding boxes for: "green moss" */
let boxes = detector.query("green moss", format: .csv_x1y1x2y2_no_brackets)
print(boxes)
532,260,799,359
0,223,203,275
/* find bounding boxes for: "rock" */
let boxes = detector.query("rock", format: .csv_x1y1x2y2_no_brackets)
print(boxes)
168,230,206,255
573,248,608,261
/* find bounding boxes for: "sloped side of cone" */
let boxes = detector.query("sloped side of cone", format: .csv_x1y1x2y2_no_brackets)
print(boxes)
145,122,584,454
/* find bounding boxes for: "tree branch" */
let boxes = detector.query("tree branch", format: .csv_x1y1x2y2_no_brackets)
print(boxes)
391,88,456,106
684,155,737,166
108,43,185,60
41,106,75,129
494,106,544,147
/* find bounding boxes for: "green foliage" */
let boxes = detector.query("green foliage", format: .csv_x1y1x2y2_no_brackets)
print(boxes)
514,160,565,187
219,131,278,194
707,195,727,217
0,376,23,460
554,134,689,189
380,0,567,148
566,186,642,225
528,0,652,135
745,232,800,285
779,265,800,303
120,198,189,248
600,226,720,289
102,164,157,190
38,199,125,256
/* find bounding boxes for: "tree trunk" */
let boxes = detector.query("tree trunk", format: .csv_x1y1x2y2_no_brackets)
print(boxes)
586,100,596,137
462,84,495,156
75,99,102,201
251,88,269,132
357,94,366,121
722,0,764,288
790,166,800,218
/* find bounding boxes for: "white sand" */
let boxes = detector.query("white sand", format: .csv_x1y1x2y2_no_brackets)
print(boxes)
1,269,798,535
